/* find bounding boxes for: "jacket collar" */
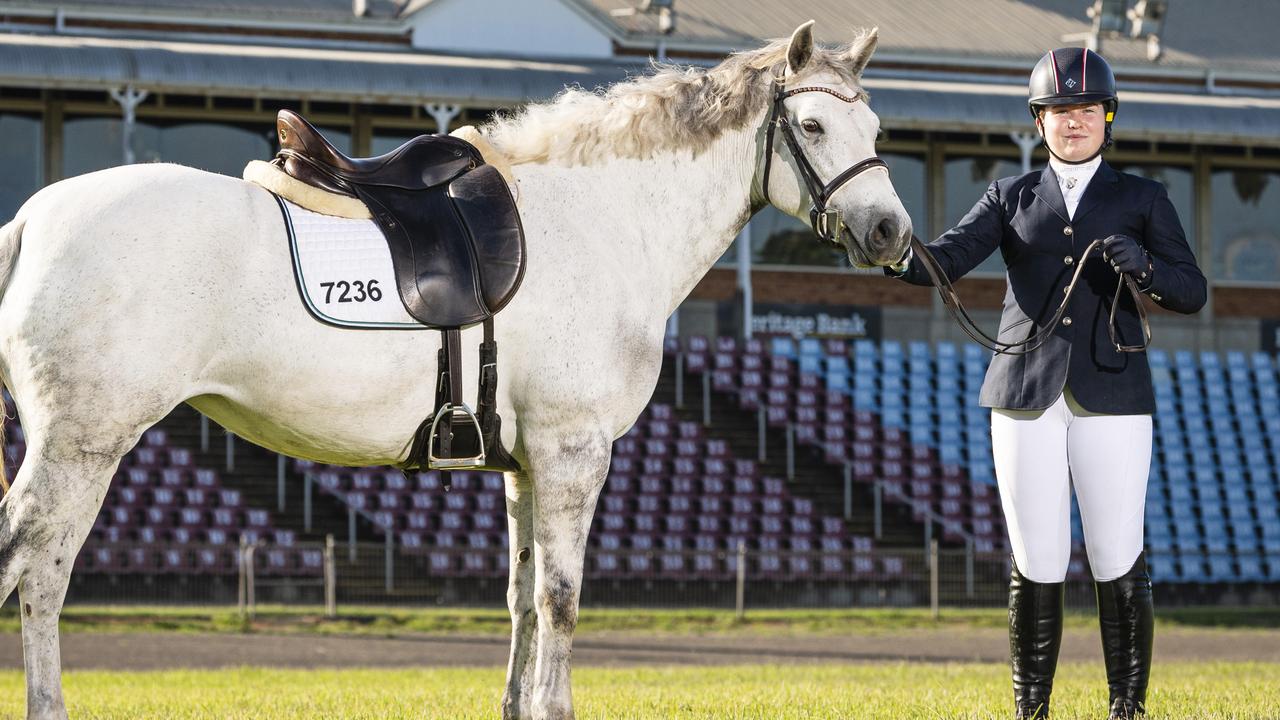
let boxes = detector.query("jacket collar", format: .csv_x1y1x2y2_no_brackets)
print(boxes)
1033,159,1119,224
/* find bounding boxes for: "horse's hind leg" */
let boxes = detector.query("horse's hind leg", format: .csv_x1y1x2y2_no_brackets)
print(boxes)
0,441,122,720
502,469,537,720
524,431,611,720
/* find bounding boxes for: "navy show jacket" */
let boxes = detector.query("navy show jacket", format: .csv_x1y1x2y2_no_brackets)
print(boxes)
892,160,1206,414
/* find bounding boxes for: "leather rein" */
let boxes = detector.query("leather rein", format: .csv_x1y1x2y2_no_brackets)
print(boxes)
761,78,889,244
759,74,1149,357
911,236,1151,356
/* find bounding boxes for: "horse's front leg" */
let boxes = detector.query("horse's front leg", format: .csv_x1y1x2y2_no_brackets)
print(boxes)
502,469,538,720
526,431,611,720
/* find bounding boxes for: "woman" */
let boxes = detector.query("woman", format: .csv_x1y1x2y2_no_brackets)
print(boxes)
887,48,1206,719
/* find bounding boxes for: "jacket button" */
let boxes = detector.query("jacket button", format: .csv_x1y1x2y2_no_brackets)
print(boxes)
1064,256,1074,265
1063,317,1073,326
1063,226,1073,236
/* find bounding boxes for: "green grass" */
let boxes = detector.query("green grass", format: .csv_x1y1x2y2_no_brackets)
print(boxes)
3,604,1275,637
0,662,1272,719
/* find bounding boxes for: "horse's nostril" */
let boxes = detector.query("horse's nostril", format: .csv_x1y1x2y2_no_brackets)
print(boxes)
869,217,896,249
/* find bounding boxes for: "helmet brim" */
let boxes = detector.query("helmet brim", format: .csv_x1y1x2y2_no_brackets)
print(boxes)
1029,93,1116,108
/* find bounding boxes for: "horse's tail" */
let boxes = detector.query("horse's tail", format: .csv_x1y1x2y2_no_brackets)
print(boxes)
0,215,24,495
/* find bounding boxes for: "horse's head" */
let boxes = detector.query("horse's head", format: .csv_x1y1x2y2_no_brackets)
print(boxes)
756,21,912,268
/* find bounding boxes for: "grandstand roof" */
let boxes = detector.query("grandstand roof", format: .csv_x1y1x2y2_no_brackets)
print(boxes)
2,1,1280,144
578,0,1280,80
0,32,635,105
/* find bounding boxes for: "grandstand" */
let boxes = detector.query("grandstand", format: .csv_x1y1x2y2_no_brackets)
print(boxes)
6,335,1275,606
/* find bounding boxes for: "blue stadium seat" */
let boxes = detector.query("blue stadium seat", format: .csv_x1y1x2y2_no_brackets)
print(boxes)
1147,554,1176,581
852,387,876,411
798,337,822,358
939,444,964,465
909,424,933,445
825,356,850,375
1168,483,1193,503
1205,555,1235,582
1237,556,1266,582
1203,532,1230,555
770,336,797,359
798,354,822,374
969,459,996,485
1170,503,1198,524
1176,552,1205,582
1227,501,1254,525
881,340,904,361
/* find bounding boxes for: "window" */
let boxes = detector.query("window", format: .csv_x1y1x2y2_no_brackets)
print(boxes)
64,117,345,179
943,155,1022,275
63,117,123,179
1210,167,1280,284
0,114,41,221
1112,162,1194,251
132,122,276,177
371,131,424,156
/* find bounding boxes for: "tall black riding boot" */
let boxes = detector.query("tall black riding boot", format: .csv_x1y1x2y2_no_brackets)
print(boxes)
1009,562,1065,719
1095,553,1155,720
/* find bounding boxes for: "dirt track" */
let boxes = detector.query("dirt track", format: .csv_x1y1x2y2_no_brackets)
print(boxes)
1,626,1277,671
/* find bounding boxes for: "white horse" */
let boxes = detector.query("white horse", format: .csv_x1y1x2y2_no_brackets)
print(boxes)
0,21,909,720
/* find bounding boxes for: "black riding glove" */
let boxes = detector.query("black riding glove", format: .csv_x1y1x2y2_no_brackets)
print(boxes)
1101,234,1153,288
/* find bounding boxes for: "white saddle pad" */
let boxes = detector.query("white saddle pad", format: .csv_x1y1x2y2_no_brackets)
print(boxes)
276,195,427,330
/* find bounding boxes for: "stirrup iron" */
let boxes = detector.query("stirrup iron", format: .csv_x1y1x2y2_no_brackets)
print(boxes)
427,402,486,470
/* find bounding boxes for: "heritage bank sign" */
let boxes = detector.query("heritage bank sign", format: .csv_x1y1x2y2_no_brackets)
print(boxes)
750,303,882,339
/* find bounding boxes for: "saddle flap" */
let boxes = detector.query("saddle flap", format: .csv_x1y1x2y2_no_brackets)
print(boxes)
353,165,526,329
448,165,526,316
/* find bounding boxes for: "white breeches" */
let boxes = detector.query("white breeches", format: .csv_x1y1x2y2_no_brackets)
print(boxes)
991,389,1152,583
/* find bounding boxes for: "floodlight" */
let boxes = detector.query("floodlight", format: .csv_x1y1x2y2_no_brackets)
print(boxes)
1087,0,1128,34
1127,0,1168,37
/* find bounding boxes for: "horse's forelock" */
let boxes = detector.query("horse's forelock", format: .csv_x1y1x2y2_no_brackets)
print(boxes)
484,32,872,166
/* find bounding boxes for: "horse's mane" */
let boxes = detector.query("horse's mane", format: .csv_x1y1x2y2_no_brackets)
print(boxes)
484,32,872,166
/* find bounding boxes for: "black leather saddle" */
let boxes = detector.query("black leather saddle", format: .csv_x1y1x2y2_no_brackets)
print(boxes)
273,110,525,482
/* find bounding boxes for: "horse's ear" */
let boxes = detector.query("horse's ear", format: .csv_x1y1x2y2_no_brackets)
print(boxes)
786,20,816,75
847,27,879,77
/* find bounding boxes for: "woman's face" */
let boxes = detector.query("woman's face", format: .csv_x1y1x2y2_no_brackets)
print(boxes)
1037,102,1106,162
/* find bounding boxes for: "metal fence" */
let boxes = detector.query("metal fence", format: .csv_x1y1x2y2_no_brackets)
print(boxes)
69,540,1258,613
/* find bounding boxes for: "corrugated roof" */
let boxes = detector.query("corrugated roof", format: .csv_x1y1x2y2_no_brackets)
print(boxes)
0,0,406,22
576,0,1280,78
7,0,1280,78
0,33,637,104
867,76,1280,147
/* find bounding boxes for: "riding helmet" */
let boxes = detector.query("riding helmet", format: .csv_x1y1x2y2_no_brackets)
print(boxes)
1028,47,1118,148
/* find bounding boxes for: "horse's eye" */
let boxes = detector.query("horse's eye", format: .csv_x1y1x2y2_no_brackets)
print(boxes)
800,119,823,134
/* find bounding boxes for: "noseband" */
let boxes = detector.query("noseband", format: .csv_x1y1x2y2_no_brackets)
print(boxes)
761,79,889,244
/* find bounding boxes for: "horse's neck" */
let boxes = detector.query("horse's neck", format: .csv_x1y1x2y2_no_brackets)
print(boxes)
515,122,759,318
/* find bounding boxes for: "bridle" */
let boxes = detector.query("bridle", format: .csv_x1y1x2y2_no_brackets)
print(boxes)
912,236,1151,356
761,74,889,245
